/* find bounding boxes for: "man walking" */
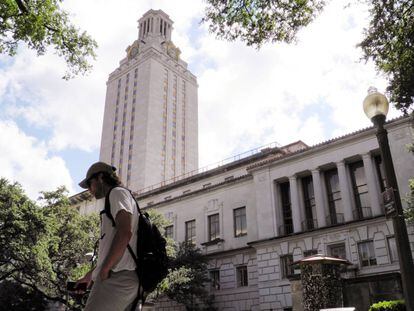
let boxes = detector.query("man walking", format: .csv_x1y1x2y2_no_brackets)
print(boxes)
76,162,139,311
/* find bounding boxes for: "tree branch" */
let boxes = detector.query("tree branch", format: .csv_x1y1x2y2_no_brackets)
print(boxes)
14,0,28,14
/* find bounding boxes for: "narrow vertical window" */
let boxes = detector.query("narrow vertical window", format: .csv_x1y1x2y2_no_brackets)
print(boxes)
280,255,294,278
280,182,293,235
349,161,371,219
236,266,248,287
185,220,196,244
325,169,344,225
358,240,377,267
234,207,247,237
164,225,173,239
209,270,220,290
301,176,316,230
208,214,220,241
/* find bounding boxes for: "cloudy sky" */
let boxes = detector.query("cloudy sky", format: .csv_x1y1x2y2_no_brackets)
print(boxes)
0,0,402,199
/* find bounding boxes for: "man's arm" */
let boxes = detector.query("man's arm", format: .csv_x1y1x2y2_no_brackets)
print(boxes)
100,210,133,280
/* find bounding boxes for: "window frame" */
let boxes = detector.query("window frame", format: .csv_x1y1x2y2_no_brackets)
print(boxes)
328,243,347,260
280,181,293,235
233,207,247,237
280,254,294,279
209,269,220,290
236,265,248,287
208,213,220,241
387,236,399,263
165,225,173,239
358,240,377,267
185,219,196,244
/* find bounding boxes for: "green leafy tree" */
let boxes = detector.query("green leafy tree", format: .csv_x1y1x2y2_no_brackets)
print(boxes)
159,242,216,311
202,0,414,112
0,0,97,79
358,0,414,114
0,179,99,310
202,0,325,46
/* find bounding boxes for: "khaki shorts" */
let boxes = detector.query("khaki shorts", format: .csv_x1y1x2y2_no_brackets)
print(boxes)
84,270,139,311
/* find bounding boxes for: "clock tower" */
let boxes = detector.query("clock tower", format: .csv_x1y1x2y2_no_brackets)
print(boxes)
99,9,198,191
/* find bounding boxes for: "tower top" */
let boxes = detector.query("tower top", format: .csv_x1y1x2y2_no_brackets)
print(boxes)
138,9,174,42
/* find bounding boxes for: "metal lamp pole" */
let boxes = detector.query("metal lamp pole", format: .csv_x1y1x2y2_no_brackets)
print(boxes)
363,88,414,310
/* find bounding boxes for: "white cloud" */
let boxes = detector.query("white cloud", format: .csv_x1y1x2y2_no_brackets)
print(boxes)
0,0,404,189
0,121,73,199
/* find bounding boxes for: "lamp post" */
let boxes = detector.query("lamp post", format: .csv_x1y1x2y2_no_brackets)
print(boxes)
363,87,414,310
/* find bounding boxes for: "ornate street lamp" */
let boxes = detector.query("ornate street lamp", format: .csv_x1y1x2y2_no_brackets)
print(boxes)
363,87,414,310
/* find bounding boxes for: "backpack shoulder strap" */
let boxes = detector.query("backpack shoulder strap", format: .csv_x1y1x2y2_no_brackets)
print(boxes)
102,187,117,227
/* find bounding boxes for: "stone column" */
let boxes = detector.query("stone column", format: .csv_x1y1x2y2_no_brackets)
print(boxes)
362,153,382,216
312,169,326,228
337,161,353,222
290,175,302,233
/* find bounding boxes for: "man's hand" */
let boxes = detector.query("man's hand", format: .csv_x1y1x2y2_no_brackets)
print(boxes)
76,270,93,290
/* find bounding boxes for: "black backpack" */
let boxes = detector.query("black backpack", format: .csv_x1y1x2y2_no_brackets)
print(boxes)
102,187,169,305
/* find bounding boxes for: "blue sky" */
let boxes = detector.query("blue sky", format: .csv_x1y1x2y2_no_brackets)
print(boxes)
0,0,402,199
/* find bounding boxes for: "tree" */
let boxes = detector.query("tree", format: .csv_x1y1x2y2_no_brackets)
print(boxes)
202,0,414,113
0,0,97,79
358,0,414,114
202,0,325,46
0,179,99,310
159,242,216,311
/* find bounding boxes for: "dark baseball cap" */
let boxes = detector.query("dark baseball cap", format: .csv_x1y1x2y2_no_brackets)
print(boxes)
79,162,116,189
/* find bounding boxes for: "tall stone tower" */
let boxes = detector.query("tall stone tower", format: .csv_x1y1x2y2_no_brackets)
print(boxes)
99,9,198,191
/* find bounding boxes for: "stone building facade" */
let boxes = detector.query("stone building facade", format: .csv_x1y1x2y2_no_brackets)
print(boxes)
71,116,414,310
99,9,198,190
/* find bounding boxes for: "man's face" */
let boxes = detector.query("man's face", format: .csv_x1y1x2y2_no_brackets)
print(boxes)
88,175,105,199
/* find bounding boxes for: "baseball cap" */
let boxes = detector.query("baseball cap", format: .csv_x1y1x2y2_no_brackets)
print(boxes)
79,162,117,189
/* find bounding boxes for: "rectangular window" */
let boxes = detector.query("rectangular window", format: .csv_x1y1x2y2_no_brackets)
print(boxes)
358,240,377,267
208,214,220,241
209,270,220,290
328,243,347,259
349,161,371,219
280,255,294,278
234,207,247,237
301,176,316,230
387,236,398,263
236,266,248,287
325,169,344,225
304,249,318,257
165,225,173,239
280,182,293,235
185,220,196,244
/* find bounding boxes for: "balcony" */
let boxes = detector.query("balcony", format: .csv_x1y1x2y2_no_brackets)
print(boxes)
278,224,294,236
301,218,318,231
326,213,345,226
352,206,373,220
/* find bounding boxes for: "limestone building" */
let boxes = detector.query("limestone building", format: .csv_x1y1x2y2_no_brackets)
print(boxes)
99,9,198,190
72,115,414,311
70,9,414,311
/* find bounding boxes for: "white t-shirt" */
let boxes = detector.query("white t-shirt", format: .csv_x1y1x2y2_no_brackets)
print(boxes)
92,187,139,281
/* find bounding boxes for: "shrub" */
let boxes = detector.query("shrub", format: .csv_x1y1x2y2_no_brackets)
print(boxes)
369,300,405,311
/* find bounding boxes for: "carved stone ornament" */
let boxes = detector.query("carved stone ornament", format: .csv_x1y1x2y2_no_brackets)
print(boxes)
165,41,181,61
127,40,140,60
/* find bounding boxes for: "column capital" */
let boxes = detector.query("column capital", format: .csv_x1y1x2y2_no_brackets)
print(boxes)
361,153,371,159
289,174,297,181
311,167,321,174
336,160,346,167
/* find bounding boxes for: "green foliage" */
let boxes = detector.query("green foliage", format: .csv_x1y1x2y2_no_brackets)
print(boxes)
160,242,216,311
147,208,177,258
0,178,99,310
369,299,406,311
359,0,414,113
0,280,47,311
0,0,97,79
202,0,325,47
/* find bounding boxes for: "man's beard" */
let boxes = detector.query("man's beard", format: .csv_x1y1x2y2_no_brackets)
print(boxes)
94,181,105,199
